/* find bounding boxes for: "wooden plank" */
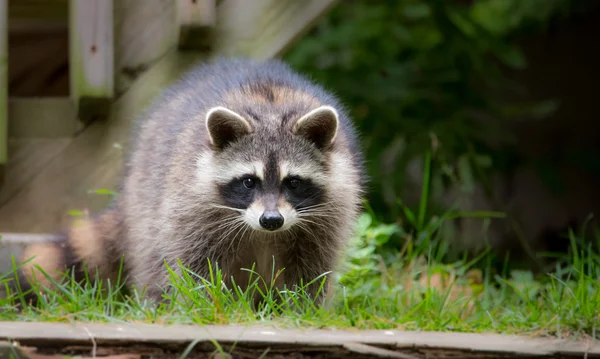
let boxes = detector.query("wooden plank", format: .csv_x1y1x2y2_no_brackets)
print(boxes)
113,0,179,96
176,0,216,50
0,139,70,272
8,18,67,32
0,232,57,274
8,98,78,138
0,0,7,181
215,0,339,60
0,139,72,207
0,322,597,359
8,0,68,21
69,0,114,123
0,232,57,244
8,28,69,97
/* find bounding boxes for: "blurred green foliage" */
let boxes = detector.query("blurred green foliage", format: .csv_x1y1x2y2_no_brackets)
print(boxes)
285,0,591,222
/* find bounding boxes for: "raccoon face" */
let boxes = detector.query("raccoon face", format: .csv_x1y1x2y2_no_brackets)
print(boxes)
204,105,339,233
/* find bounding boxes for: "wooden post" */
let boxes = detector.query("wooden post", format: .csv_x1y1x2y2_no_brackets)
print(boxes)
0,0,7,187
69,0,114,123
177,0,216,50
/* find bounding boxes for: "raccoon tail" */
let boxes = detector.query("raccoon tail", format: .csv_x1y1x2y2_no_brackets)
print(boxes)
5,202,125,306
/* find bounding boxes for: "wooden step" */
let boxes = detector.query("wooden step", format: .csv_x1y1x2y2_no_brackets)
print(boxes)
0,321,597,359
0,232,55,274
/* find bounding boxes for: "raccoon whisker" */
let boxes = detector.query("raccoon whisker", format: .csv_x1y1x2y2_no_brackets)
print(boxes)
296,210,337,217
228,219,249,240
208,204,246,213
295,205,338,215
212,217,246,233
295,220,322,245
234,224,254,253
211,222,245,251
297,216,336,225
297,217,335,224
281,228,296,246
296,231,327,257
294,200,335,211
296,201,336,210
290,229,300,246
296,210,336,217
218,219,247,246
297,218,327,229
227,221,250,253
300,218,338,234
295,222,315,239
245,227,258,248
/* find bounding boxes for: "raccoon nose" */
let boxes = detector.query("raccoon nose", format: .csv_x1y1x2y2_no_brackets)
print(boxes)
259,211,284,231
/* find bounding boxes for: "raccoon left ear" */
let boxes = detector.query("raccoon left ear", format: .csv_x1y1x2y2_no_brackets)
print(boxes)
292,105,339,150
206,106,252,150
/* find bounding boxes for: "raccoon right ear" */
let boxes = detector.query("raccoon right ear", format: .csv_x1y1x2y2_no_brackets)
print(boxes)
293,105,339,150
205,106,252,150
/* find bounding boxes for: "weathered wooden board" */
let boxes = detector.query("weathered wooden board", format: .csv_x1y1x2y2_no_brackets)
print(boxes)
0,138,72,207
0,322,597,359
113,0,179,96
0,233,58,274
0,139,71,267
7,28,69,97
177,0,216,28
8,98,78,138
69,0,114,122
0,0,7,176
8,0,68,21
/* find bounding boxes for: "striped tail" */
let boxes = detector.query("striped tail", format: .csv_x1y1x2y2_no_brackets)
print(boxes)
4,203,124,306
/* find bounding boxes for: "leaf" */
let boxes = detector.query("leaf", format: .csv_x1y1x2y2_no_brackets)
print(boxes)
67,210,85,217
457,155,475,194
371,224,400,246
356,213,373,234
402,3,431,19
87,188,117,196
496,45,527,69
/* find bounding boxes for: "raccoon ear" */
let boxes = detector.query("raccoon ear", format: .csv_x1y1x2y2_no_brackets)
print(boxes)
205,106,252,150
292,105,339,150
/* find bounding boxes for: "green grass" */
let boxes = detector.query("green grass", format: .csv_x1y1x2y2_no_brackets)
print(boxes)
0,209,598,340
0,153,598,340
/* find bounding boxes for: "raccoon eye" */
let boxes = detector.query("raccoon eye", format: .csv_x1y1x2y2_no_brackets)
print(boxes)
242,177,256,189
288,178,301,190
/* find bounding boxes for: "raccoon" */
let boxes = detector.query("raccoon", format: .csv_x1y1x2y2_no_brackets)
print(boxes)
9,57,366,306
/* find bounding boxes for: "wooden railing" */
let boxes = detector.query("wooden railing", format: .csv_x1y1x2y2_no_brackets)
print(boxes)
0,0,338,236
0,0,6,186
